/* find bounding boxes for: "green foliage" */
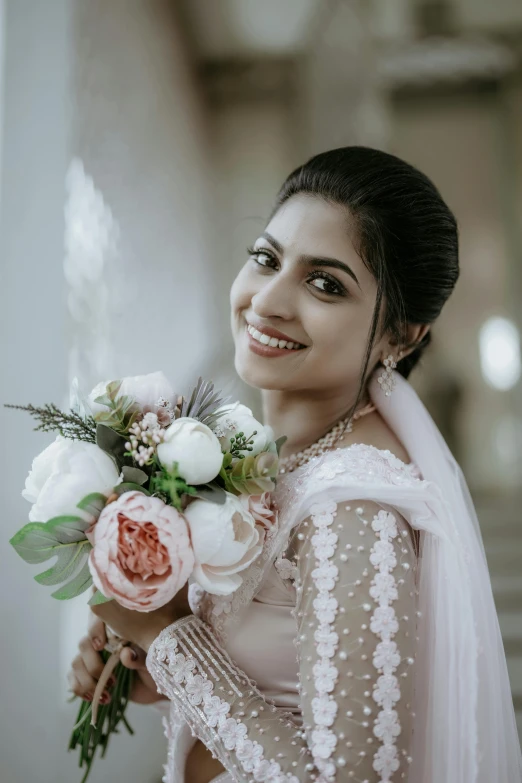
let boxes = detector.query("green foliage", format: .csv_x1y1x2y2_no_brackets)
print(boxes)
120,465,148,485
95,424,128,467
274,436,287,456
69,650,134,783
149,464,197,510
228,430,258,458
4,402,96,442
92,381,139,434
88,589,113,607
222,450,278,495
76,492,107,521
113,483,151,498
10,515,93,600
190,483,227,505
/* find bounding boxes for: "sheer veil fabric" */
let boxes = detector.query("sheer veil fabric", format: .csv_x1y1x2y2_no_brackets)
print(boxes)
371,371,521,781
226,370,522,782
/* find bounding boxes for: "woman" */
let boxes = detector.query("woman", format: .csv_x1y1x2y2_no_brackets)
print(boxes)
68,147,522,782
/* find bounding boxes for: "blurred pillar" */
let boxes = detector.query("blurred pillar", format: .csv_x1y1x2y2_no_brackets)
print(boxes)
0,2,72,781
69,0,218,394
202,58,301,409
300,0,391,155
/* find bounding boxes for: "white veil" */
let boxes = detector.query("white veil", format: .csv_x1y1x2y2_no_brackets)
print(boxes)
369,370,522,783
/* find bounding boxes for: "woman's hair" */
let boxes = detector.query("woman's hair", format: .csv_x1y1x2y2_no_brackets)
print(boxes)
272,146,459,407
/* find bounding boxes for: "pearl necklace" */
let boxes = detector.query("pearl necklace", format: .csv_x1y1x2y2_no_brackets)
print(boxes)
278,402,376,474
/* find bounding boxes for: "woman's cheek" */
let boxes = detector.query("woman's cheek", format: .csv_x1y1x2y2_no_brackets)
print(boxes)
230,265,252,314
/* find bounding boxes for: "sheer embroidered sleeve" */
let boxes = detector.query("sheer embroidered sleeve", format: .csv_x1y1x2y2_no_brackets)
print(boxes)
146,499,418,782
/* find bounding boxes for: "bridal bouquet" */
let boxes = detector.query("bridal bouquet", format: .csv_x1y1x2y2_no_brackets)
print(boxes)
8,371,284,782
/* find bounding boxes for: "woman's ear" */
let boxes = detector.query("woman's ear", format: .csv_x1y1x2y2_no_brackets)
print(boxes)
401,324,430,359
388,324,430,359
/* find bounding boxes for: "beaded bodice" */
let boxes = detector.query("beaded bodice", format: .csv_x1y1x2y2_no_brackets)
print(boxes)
147,444,423,782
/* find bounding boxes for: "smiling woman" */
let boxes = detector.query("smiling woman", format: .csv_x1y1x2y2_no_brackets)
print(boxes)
72,147,522,783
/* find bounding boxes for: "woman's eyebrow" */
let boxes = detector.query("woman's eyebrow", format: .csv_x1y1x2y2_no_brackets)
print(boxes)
261,230,361,288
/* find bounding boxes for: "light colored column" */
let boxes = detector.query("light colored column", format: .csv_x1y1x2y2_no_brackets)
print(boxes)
0,1,72,781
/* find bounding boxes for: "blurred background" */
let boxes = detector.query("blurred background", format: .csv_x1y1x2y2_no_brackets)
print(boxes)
1,0,522,781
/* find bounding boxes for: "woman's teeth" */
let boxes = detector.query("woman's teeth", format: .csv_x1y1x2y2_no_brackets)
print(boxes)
247,324,302,350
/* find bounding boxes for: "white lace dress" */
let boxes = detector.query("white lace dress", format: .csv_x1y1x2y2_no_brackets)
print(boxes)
146,445,423,783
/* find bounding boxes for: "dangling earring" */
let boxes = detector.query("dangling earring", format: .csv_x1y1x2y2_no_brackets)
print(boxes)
377,354,398,397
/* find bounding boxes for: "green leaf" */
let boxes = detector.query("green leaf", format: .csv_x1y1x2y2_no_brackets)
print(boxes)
46,515,91,543
34,539,91,586
10,523,64,564
51,560,92,600
114,482,151,497
121,466,148,485
222,452,233,469
11,515,93,596
93,393,112,409
192,483,227,505
274,436,287,456
106,380,122,401
96,424,127,463
88,589,113,606
76,492,107,520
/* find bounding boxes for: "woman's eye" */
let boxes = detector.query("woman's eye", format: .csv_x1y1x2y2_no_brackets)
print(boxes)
308,273,345,297
247,246,278,269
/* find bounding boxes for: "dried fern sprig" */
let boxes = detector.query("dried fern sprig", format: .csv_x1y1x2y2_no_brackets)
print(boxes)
4,403,97,443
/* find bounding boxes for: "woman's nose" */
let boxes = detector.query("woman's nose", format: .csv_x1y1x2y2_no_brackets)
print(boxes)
251,275,295,321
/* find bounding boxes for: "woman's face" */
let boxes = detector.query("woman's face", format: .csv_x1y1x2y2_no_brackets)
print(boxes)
230,194,389,395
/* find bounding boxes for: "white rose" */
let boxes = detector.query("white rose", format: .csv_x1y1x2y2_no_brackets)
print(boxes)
22,436,121,523
88,371,175,415
156,417,223,485
215,402,274,457
184,493,264,595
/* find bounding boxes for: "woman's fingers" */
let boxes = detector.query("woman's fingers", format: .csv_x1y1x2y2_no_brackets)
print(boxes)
79,635,105,679
69,654,98,697
120,645,146,670
87,610,107,651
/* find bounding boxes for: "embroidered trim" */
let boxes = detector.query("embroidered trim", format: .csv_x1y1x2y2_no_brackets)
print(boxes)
148,617,300,783
308,499,340,782
369,510,402,782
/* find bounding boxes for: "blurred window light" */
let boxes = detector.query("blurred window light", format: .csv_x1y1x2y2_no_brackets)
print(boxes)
479,317,521,391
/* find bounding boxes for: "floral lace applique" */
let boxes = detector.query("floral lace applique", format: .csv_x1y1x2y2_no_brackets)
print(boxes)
148,618,301,783
307,500,340,781
369,509,402,781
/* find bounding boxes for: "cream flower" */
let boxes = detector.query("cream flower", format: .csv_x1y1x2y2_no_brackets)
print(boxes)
184,492,264,595
157,417,223,485
22,436,120,523
214,402,274,457
88,371,175,418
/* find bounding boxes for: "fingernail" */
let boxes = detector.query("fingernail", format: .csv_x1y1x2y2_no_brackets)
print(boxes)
130,649,138,661
100,691,111,704
84,693,93,702
92,637,103,650
107,676,116,688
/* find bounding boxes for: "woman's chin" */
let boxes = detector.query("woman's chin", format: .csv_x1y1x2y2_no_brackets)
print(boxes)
234,353,291,391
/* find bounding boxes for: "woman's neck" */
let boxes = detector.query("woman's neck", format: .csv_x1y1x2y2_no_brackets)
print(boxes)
261,387,364,459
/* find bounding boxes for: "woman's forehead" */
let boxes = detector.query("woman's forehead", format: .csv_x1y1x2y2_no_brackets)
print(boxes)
265,194,372,284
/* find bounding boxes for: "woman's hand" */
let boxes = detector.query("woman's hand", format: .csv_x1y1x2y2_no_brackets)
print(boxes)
90,582,191,652
67,610,167,705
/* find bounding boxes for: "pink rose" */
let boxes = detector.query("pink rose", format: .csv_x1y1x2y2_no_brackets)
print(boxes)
240,492,277,530
88,491,194,611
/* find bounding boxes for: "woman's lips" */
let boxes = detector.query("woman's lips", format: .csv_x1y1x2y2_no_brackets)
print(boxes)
245,326,306,358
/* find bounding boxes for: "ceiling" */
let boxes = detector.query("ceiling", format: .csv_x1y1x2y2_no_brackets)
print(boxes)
180,0,522,60
179,0,521,87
